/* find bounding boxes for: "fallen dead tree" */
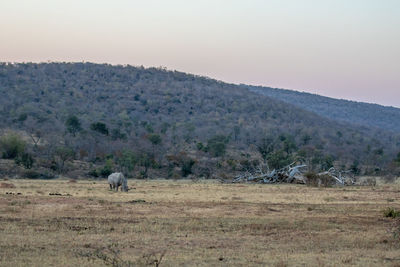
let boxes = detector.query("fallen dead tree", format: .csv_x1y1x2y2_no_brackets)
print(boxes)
317,167,355,186
228,164,355,186
231,163,308,184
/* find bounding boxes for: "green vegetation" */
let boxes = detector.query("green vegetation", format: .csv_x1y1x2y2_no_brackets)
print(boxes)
90,122,109,135
383,207,400,218
0,133,26,159
65,115,82,136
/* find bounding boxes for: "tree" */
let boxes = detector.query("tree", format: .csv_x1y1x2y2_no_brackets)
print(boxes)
257,137,274,163
111,128,127,141
65,115,82,136
99,159,114,177
181,158,195,177
116,150,137,176
0,133,26,159
267,150,292,170
148,134,162,146
15,152,34,169
395,152,400,165
54,146,74,173
137,152,155,178
90,122,109,135
207,135,228,157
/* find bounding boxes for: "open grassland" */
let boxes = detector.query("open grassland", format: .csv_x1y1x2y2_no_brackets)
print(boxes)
0,179,400,266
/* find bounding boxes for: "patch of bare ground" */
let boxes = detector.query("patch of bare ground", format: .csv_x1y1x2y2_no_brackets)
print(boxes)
0,179,399,266
0,182,15,188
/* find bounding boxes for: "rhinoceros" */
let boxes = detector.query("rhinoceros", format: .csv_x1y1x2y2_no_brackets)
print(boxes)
108,172,128,192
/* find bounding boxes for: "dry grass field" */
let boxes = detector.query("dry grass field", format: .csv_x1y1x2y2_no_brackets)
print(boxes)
0,178,400,266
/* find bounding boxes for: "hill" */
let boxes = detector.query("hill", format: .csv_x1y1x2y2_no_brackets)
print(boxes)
247,85,400,133
0,62,399,179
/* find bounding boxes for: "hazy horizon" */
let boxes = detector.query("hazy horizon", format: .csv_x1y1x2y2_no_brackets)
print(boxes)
1,0,399,107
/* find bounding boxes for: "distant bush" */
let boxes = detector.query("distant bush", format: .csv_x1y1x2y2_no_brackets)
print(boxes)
90,122,109,135
99,159,114,177
181,158,195,177
319,174,335,187
361,177,376,186
23,170,56,179
305,172,319,187
148,133,162,145
88,169,99,178
207,135,228,157
267,150,292,170
305,172,335,187
111,128,127,140
0,133,26,159
23,170,41,179
15,152,34,169
65,115,82,136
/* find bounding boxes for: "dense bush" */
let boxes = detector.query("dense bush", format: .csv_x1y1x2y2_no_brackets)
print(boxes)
0,133,26,159
304,172,334,187
207,135,228,157
15,152,34,169
99,159,114,177
23,170,40,179
181,158,196,177
90,122,109,135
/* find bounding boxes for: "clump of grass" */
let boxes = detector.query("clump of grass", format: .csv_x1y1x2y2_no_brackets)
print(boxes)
383,207,400,218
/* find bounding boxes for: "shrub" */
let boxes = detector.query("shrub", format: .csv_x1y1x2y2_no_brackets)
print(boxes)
383,208,400,218
100,166,112,177
362,177,376,186
206,135,228,157
267,150,292,170
116,150,137,175
305,172,319,187
181,158,195,177
23,170,40,179
305,172,336,187
65,115,82,136
99,159,114,177
88,169,99,177
90,122,109,135
111,128,127,140
148,133,162,145
319,174,335,187
39,171,56,179
15,153,34,169
0,133,26,159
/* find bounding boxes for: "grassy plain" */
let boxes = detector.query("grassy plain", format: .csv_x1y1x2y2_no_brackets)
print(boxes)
0,179,399,266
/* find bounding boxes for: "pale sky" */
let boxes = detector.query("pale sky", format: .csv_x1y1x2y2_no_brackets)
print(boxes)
1,0,399,107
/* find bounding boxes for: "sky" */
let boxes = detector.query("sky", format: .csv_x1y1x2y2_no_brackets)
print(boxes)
1,0,399,107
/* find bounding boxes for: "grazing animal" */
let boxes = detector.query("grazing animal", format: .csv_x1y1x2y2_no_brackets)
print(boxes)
108,172,128,192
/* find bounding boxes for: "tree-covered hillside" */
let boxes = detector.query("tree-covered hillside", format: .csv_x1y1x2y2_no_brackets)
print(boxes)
0,63,399,179
247,85,400,133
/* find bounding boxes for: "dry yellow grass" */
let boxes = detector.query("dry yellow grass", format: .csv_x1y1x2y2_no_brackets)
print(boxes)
0,179,399,266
